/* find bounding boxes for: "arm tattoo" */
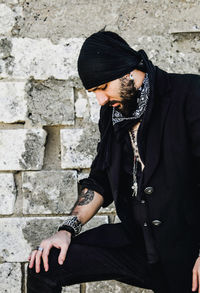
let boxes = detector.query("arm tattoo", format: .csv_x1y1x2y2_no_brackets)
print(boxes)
78,189,94,206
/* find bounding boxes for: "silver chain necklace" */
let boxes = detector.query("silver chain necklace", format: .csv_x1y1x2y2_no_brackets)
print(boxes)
128,126,140,197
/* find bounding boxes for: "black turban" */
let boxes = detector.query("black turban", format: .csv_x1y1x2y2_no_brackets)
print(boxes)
77,31,145,90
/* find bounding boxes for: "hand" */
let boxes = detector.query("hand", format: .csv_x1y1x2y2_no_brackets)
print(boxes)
192,256,200,292
28,230,72,273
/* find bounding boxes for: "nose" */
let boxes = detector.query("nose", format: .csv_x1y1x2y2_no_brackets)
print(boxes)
95,91,109,106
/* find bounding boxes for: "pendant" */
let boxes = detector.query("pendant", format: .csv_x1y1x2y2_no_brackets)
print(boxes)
131,182,138,197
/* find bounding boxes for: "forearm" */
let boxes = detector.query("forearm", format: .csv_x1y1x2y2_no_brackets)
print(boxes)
58,188,104,236
70,188,104,225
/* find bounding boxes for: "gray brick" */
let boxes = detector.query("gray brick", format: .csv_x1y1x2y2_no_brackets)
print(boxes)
0,173,16,215
0,81,27,123
0,129,46,170
61,125,99,169
86,280,153,293
0,4,15,35
0,263,22,293
22,170,78,214
10,37,83,79
26,79,74,126
62,284,80,293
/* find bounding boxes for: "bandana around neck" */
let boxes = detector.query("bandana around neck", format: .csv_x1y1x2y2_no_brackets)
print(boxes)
112,73,150,126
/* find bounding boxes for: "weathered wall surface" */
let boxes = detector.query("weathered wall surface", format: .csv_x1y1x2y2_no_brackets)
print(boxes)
0,0,199,292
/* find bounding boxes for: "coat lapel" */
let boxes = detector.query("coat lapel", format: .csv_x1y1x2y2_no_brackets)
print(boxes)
138,68,172,187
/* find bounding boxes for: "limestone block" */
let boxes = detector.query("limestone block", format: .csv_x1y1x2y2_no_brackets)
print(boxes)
114,0,200,41
77,171,90,182
11,37,83,79
114,215,121,224
87,91,100,124
62,284,80,293
0,0,19,4
17,1,123,42
0,129,46,170
99,202,116,215
0,173,16,215
22,170,78,214
26,78,74,126
0,263,22,293
75,90,89,119
0,217,63,262
0,217,32,262
0,216,108,262
0,37,13,77
61,125,100,169
0,4,15,35
130,35,200,74
82,215,108,232
86,280,153,293
0,81,27,123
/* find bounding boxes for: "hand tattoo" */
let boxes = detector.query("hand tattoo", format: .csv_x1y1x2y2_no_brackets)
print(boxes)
78,189,94,206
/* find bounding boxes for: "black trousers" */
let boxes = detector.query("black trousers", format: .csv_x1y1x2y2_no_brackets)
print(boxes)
27,224,169,293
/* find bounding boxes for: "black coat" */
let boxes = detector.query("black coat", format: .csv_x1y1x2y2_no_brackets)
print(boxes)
79,67,200,292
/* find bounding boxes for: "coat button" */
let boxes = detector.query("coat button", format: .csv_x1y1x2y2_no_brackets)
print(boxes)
144,186,154,195
144,222,148,227
152,220,162,226
141,200,146,204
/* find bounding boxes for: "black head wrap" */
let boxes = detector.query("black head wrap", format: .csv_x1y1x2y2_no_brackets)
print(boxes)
77,31,146,89
77,31,157,171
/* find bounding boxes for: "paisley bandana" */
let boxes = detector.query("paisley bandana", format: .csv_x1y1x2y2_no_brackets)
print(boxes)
112,73,150,126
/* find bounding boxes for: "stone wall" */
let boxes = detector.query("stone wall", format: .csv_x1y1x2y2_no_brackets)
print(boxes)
0,0,199,292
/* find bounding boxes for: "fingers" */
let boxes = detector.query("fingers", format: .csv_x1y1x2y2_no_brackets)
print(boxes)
192,267,199,292
199,271,200,293
35,248,44,273
42,243,52,272
58,244,68,265
28,250,37,270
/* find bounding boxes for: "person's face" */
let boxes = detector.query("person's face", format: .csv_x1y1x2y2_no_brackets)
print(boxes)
87,71,143,117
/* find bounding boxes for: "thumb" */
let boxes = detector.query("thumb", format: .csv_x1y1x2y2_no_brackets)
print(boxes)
58,245,68,265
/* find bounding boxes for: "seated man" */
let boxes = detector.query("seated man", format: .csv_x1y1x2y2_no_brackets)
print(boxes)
27,30,200,293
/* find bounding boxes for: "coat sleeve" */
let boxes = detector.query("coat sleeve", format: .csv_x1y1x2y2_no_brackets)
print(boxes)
79,106,113,208
185,75,200,248
185,75,200,179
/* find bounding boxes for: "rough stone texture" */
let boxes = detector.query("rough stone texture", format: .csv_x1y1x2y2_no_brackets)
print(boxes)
130,34,200,74
0,37,14,77
114,215,122,223
82,215,108,232
8,37,83,79
75,89,100,124
0,81,27,123
61,125,100,169
15,0,200,43
22,170,78,214
87,91,100,124
16,0,123,43
0,217,32,262
75,90,89,119
25,78,74,126
0,173,16,215
0,129,47,170
0,262,22,293
62,284,81,293
0,216,108,262
0,4,15,35
86,280,153,293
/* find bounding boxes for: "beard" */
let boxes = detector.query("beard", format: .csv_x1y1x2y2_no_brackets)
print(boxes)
109,75,140,117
